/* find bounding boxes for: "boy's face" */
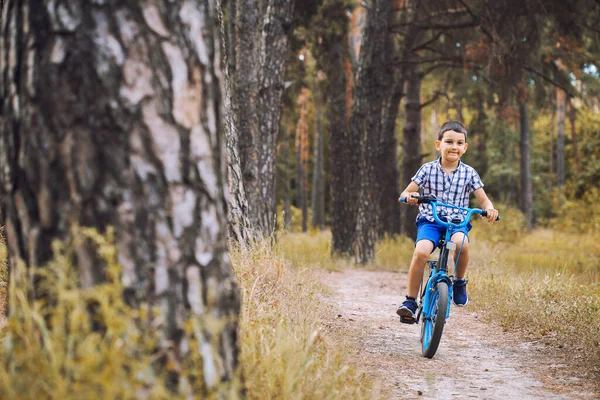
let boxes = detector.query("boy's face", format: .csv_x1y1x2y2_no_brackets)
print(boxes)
435,130,468,164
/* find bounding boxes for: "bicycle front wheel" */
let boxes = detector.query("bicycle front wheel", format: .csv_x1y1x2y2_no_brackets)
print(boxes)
421,281,448,358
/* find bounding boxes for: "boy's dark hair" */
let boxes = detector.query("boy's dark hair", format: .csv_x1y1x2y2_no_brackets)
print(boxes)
438,121,467,141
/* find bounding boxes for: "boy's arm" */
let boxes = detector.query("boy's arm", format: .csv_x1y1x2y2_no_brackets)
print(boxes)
399,181,421,206
473,188,499,222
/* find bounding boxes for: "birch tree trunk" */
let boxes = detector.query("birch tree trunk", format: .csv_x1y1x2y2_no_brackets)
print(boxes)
0,0,241,395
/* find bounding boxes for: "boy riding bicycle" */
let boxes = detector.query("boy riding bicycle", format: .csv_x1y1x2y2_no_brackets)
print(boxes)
397,121,499,324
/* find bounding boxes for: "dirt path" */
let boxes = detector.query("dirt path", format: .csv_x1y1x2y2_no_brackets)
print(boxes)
323,269,599,400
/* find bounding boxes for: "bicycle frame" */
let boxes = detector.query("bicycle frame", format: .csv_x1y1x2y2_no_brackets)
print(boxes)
400,195,498,357
401,197,490,322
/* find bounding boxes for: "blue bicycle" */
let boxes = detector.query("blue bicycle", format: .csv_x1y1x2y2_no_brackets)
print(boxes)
400,194,499,358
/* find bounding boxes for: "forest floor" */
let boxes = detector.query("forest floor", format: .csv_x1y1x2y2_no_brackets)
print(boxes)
323,268,600,400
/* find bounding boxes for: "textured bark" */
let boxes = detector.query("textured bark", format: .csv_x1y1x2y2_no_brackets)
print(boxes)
400,63,422,240
519,101,533,229
234,0,262,231
378,0,420,238
350,0,394,264
233,0,294,238
295,88,309,233
218,0,255,248
256,0,295,236
1,0,240,395
556,87,566,187
311,86,325,230
313,0,351,255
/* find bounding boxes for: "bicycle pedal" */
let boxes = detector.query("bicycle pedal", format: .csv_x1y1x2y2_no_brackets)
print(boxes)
399,317,417,325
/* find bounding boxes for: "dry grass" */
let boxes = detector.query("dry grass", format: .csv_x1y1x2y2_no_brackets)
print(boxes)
231,239,379,399
469,227,600,375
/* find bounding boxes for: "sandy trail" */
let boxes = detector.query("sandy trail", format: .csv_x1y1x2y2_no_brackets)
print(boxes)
323,269,599,400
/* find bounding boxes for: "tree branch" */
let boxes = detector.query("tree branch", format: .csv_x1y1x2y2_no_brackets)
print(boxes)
390,19,479,33
411,31,444,52
420,91,449,109
524,65,576,97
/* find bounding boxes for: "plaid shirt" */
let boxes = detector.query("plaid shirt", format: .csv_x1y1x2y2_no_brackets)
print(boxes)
412,158,484,222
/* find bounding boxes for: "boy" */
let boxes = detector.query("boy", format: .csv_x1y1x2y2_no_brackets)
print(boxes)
396,121,498,324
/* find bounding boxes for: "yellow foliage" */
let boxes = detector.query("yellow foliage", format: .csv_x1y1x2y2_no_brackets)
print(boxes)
0,229,179,399
551,187,600,233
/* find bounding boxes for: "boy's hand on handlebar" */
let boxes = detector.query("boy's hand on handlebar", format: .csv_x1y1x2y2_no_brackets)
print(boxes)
485,208,499,223
399,192,420,206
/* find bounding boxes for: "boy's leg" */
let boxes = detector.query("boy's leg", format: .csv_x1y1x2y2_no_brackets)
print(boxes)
450,231,469,279
397,240,434,323
406,240,435,298
450,231,469,306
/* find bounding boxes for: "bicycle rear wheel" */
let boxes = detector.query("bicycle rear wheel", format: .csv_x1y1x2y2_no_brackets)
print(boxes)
421,281,448,358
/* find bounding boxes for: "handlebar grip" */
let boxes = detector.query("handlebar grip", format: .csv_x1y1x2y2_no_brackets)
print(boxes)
481,210,500,221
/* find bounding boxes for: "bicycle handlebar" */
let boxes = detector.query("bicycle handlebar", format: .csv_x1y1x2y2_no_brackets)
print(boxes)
399,195,500,228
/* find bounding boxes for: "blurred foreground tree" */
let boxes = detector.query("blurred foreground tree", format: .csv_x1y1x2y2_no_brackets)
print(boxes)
0,0,241,396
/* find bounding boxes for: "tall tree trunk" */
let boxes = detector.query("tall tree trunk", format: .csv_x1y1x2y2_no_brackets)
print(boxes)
256,0,295,236
295,88,310,232
377,0,420,238
556,87,567,187
283,126,292,230
400,63,422,240
234,0,262,231
569,99,582,174
312,88,325,230
549,106,555,178
219,0,255,247
0,1,241,396
350,0,394,263
313,0,352,255
474,92,488,178
519,100,533,229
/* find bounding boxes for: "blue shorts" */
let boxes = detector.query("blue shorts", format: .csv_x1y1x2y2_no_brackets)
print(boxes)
415,217,471,250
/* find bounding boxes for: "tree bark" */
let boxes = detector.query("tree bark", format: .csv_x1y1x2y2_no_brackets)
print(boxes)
295,88,310,233
350,0,394,263
256,0,295,236
311,87,325,230
0,1,240,395
378,0,420,238
219,0,255,248
556,87,567,187
569,99,582,174
400,62,422,240
519,101,534,229
234,0,262,231
282,126,292,230
312,0,352,255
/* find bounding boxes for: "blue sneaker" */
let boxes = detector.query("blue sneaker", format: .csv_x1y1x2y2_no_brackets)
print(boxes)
453,278,468,306
397,297,418,324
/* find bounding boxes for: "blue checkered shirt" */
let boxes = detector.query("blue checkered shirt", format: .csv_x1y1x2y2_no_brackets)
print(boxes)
412,158,484,222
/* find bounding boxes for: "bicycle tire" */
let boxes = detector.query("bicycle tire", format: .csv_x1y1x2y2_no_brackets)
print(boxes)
421,281,448,358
